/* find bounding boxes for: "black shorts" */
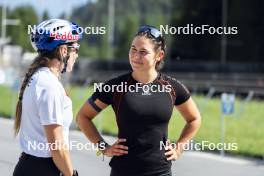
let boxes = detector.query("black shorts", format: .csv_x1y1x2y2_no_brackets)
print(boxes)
13,152,60,176
110,168,172,176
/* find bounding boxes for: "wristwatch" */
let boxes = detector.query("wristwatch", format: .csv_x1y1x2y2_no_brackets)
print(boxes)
97,140,110,151
60,170,78,176
96,139,110,158
73,170,78,176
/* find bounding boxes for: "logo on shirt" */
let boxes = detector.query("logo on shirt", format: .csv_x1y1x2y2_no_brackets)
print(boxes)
142,84,152,96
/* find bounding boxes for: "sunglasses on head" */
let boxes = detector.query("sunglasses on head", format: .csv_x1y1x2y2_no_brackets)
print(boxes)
137,25,163,42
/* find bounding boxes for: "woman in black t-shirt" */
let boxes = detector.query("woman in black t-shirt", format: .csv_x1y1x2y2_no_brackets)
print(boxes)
77,25,201,176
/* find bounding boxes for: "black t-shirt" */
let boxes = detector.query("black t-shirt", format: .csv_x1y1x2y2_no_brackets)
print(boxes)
90,72,190,176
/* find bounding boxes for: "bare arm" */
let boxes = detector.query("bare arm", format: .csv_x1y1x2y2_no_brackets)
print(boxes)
44,125,73,176
76,99,128,157
76,99,107,143
165,97,201,160
176,97,201,150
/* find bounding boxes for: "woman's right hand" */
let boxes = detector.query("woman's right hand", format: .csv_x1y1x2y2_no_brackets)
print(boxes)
103,138,129,157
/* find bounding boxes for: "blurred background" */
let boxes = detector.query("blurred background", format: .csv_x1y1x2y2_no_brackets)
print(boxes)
0,0,263,175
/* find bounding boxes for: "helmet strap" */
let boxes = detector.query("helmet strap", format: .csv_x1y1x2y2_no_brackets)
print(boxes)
61,54,70,74
59,44,72,74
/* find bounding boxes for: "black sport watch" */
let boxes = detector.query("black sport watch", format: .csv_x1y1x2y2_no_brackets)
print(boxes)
97,139,110,151
72,170,78,176
60,170,78,176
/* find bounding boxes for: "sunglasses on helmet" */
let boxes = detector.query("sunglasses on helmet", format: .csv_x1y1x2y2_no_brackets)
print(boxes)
67,43,80,53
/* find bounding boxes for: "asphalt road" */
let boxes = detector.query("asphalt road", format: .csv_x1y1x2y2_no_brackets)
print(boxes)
1,118,263,176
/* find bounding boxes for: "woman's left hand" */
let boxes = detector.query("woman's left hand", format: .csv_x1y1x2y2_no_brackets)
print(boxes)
164,140,182,161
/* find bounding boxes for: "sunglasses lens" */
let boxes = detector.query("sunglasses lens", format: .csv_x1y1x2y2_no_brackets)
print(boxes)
68,44,80,53
150,28,161,38
73,43,80,50
138,26,148,33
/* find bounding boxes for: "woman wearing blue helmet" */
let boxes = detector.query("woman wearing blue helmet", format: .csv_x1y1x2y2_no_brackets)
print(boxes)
13,19,82,176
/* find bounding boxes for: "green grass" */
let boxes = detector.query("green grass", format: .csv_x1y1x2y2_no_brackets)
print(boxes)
1,85,264,157
192,96,264,157
0,85,17,118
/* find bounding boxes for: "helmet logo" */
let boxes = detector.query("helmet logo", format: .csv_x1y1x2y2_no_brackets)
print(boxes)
50,32,81,41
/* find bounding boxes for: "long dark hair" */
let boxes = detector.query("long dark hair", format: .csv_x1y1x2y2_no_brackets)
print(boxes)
14,48,62,136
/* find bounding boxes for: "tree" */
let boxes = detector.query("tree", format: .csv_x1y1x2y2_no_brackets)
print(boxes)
42,10,49,21
7,6,38,52
70,0,173,59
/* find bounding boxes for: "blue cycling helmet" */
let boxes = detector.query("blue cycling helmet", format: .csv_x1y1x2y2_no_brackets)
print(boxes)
30,19,82,52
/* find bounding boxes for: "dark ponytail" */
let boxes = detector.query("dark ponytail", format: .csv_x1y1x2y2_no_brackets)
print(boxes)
14,47,62,136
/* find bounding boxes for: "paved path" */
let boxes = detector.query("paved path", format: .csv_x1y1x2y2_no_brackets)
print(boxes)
1,118,263,176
